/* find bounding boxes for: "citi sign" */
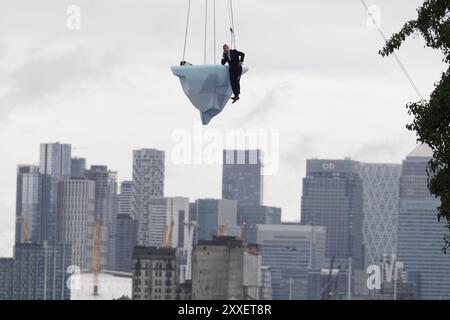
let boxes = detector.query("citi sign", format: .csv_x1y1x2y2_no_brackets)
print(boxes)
322,162,336,170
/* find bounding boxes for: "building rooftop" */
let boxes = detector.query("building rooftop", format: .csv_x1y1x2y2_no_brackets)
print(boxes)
407,144,433,158
133,246,176,258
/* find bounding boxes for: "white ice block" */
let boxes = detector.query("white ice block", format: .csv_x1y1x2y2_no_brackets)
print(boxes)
171,64,248,125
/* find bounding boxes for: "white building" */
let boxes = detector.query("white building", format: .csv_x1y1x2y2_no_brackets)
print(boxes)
146,197,190,248
132,149,165,246
359,163,401,266
59,179,96,270
70,271,132,300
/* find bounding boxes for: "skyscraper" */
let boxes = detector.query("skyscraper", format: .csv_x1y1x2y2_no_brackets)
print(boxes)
359,163,401,266
113,181,137,273
117,181,133,216
132,149,165,246
70,157,86,179
15,165,42,244
139,197,189,248
222,150,263,206
85,165,118,269
0,258,13,300
59,179,96,271
39,143,72,242
237,205,282,244
192,199,238,241
39,143,72,179
397,145,450,299
256,224,326,300
114,214,137,273
300,159,364,270
11,241,72,300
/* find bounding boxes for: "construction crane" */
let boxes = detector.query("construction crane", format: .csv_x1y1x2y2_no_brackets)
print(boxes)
18,216,30,243
217,222,229,237
161,219,175,248
237,222,246,241
92,218,101,296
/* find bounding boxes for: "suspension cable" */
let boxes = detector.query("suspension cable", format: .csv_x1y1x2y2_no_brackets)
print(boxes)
229,0,236,49
227,0,234,48
204,0,208,64
213,0,216,64
182,0,192,63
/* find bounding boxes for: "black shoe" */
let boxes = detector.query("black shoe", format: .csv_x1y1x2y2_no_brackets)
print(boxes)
231,96,240,104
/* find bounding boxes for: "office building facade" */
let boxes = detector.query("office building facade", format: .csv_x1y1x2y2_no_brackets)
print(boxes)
359,163,401,266
191,199,238,241
301,159,364,269
237,205,281,244
397,145,450,299
256,224,326,300
59,179,96,270
222,149,263,206
15,165,42,244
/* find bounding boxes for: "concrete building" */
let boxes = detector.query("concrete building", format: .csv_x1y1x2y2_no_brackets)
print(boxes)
359,163,401,266
256,224,326,300
132,247,178,300
191,199,238,241
301,158,364,270
15,165,42,244
86,165,118,270
397,145,450,299
237,205,281,244
222,150,263,206
132,149,165,246
114,214,137,273
192,236,262,300
59,179,96,271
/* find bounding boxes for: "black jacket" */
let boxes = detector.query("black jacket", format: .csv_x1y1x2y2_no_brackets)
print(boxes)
221,49,245,69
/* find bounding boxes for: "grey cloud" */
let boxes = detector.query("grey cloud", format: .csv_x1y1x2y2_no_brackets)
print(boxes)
350,135,415,163
242,81,291,125
0,48,120,124
0,42,7,60
7,49,119,103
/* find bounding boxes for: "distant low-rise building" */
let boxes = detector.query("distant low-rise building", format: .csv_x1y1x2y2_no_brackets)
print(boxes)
132,247,178,300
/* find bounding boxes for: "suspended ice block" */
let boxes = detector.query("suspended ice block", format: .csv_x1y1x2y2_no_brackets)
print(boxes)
171,64,248,125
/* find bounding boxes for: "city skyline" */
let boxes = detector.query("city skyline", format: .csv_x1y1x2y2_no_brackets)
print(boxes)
0,140,434,258
1,141,447,300
0,0,444,257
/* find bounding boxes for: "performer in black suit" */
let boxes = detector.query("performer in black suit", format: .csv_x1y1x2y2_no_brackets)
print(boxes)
221,44,245,103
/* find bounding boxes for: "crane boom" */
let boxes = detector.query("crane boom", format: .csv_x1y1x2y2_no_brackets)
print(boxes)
92,218,101,296
19,216,30,242
161,219,175,248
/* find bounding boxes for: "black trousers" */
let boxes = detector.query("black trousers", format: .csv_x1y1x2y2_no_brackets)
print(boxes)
229,66,242,96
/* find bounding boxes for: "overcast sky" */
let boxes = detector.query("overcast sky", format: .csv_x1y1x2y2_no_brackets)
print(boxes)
0,0,445,257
